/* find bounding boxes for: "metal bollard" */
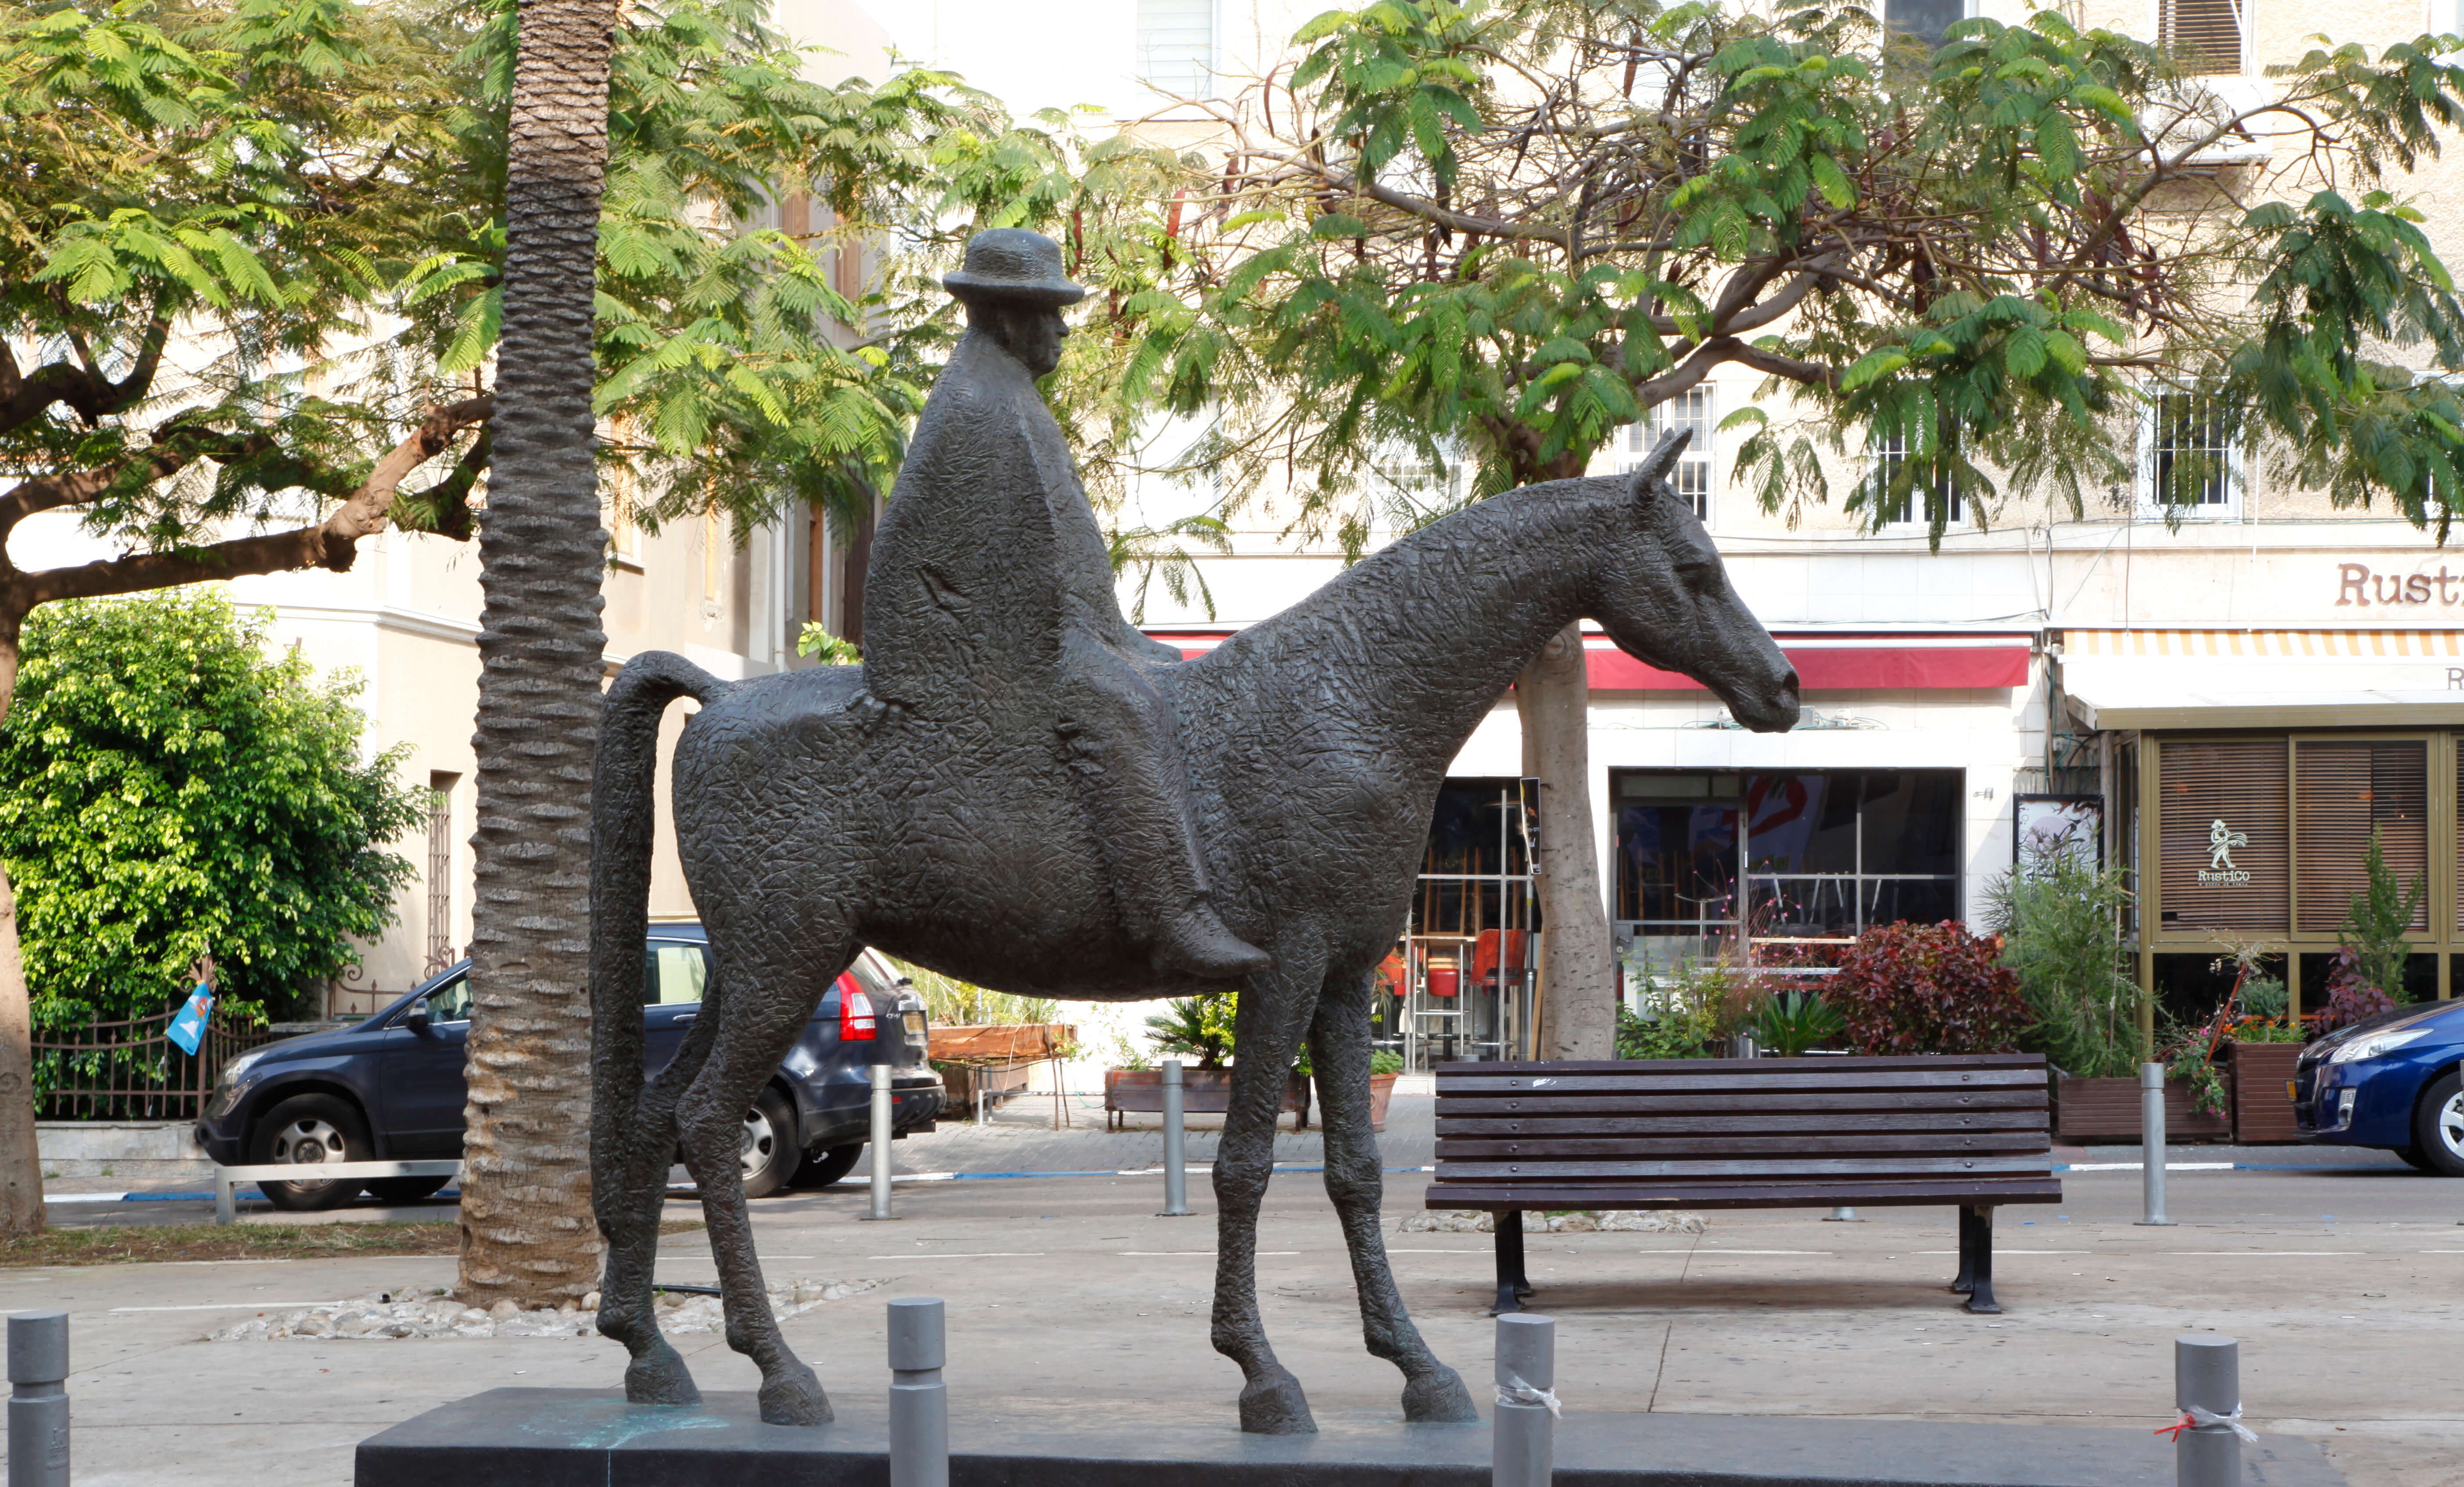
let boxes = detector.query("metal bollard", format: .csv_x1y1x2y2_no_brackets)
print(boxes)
887,1298,948,1487
1822,1207,1860,1222
2175,1335,2246,1487
1493,1312,1555,1487
9,1311,69,1487
2136,1062,2174,1227
1160,1059,1192,1216
867,1062,895,1221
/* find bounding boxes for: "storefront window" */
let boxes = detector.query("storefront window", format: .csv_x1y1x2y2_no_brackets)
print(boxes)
1614,769,1965,949
2295,740,2426,934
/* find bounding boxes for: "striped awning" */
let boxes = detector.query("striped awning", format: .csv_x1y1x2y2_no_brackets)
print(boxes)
2061,628,2464,729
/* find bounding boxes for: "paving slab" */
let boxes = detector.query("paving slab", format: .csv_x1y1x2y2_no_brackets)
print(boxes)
354,1387,2344,1487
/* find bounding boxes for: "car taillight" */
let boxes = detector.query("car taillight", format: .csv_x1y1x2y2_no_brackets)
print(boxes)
838,973,877,1041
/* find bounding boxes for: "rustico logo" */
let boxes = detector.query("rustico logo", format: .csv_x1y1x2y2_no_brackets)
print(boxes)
2198,818,2252,886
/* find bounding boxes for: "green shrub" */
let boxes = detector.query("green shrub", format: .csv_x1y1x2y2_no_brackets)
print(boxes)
1982,849,2147,1076
1144,994,1237,1068
1749,990,1846,1056
2339,827,2425,1002
1,593,425,1028
1829,921,2028,1056
1369,1049,1405,1076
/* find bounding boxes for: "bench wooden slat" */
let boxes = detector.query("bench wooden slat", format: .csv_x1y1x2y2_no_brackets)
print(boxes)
1437,1111,2050,1135
1438,1069,2049,1094
1435,1090,2047,1116
1425,1179,2063,1211
1440,1155,2052,1180
1436,1134,2049,1159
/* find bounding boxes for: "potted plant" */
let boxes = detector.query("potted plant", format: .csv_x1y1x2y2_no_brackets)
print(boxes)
1105,995,1307,1129
2218,969,2304,1143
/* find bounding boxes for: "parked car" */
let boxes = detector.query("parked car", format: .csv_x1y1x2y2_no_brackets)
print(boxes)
2293,999,2464,1174
196,923,943,1209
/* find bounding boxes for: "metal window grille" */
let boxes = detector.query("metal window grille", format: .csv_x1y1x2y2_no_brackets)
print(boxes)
1883,0,1964,49
1872,428,1964,525
2160,0,2243,75
2152,391,2234,507
426,773,457,973
1137,0,1214,98
1631,388,1715,520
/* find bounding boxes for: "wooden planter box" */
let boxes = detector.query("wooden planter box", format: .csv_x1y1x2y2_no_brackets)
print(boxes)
2055,1074,2231,1142
2225,1041,2304,1144
1104,1068,1310,1130
935,1061,1033,1116
928,1023,1074,1063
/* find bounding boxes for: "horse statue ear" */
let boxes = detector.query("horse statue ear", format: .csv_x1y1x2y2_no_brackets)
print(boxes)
1628,426,1692,506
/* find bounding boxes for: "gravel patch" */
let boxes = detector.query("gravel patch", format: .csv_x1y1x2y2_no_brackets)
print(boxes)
207,1277,884,1341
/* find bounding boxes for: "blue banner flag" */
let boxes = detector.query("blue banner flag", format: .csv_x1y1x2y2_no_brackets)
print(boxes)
168,980,214,1056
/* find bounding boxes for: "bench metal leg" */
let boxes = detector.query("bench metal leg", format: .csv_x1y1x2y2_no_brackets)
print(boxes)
1960,1205,2000,1315
1491,1210,1531,1315
1949,1206,1977,1295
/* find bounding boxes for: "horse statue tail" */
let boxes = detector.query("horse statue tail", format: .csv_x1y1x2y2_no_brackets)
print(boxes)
589,650,730,1234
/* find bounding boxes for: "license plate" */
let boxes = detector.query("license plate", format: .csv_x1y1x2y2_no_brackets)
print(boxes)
904,1012,927,1040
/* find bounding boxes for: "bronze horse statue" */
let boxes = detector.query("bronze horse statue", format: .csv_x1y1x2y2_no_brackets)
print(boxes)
586,432,1800,1433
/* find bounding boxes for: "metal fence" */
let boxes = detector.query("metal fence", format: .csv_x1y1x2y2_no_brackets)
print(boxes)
32,1009,286,1122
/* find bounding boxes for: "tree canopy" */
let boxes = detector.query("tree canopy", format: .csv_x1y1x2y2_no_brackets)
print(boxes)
1091,0,2464,545
0,590,426,1027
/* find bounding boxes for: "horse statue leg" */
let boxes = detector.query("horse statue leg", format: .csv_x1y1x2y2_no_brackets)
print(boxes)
1210,951,1325,1433
597,1005,723,1405
673,936,841,1426
1308,971,1477,1423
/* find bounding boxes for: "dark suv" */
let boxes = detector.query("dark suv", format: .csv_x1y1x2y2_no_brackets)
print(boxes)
196,922,943,1209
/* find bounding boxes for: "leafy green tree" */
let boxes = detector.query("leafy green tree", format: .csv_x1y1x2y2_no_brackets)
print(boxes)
2338,826,2425,1002
0,591,424,1032
1101,0,2464,1056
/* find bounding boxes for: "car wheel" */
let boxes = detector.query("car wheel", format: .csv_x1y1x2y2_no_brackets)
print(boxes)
365,1176,451,1203
794,1143,864,1191
248,1094,373,1212
740,1087,801,1199
2410,1070,2464,1176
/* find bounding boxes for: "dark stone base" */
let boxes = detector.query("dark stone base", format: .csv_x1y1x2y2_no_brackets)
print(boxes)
355,1388,2344,1487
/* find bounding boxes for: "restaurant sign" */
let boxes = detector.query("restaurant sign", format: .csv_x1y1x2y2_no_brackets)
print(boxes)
2197,819,2252,887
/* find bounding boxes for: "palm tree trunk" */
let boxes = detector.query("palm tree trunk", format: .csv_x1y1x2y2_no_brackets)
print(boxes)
0,621,46,1236
455,0,615,1307
1518,622,1616,1061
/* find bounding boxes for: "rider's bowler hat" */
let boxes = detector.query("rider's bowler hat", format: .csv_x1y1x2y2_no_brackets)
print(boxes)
944,229,1088,307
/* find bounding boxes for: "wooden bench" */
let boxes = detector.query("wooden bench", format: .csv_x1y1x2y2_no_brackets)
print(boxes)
1427,1054,2059,1315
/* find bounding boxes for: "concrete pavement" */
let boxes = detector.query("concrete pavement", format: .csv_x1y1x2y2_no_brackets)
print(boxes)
4,1094,2457,1486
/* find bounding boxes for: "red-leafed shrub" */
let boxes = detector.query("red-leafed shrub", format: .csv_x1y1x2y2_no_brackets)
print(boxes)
1830,921,2029,1055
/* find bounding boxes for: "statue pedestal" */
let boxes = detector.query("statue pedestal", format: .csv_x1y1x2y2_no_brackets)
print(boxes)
353,1387,2342,1486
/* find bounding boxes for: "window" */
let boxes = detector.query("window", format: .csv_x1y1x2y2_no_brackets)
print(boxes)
424,772,458,973
1871,426,1964,527
2141,390,2239,515
1137,0,1215,100
1883,0,1965,50
1630,387,1715,520
2160,0,2244,76
418,973,474,1025
1612,769,1965,943
641,941,712,1006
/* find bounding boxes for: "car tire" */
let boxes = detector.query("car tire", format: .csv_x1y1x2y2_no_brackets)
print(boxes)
249,1094,374,1212
2412,1071,2464,1176
365,1176,451,1203
740,1087,801,1199
794,1143,864,1190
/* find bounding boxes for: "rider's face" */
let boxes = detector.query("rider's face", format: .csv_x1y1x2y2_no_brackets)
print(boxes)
980,301,1070,377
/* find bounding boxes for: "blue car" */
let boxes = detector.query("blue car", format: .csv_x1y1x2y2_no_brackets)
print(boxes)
2293,999,2464,1174
196,923,944,1210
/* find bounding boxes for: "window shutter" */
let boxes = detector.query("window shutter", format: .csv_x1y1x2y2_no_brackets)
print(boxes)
2297,741,2428,934
2160,0,2242,75
2158,740,2287,931
1137,0,1214,97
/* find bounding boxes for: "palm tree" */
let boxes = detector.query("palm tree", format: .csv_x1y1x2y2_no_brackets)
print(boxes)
455,0,619,1308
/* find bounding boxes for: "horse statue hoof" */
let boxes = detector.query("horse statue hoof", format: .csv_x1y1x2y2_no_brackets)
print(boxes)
758,1364,835,1426
622,1341,702,1407
1402,1364,1480,1423
1237,1369,1318,1434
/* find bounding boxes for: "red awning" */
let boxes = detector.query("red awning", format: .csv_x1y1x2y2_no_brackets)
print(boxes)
1585,640,2031,692
1146,632,2031,691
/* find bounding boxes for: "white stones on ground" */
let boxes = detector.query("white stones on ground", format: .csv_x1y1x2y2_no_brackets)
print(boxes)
205,1277,884,1342
1398,1210,1707,1234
